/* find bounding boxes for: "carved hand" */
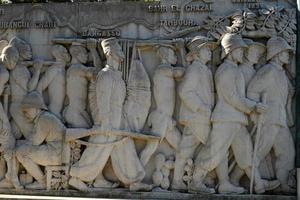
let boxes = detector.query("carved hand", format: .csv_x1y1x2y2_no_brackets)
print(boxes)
173,38,185,50
255,102,268,114
33,59,44,71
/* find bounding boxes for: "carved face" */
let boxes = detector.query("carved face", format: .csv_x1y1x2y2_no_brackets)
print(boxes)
246,45,264,64
1,46,19,70
22,107,40,122
198,46,211,64
20,45,33,61
77,50,88,64
278,50,290,65
165,48,177,65
231,47,244,64
111,44,125,63
52,45,70,63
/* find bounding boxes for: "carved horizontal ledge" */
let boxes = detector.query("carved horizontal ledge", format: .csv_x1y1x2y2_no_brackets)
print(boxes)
0,189,295,200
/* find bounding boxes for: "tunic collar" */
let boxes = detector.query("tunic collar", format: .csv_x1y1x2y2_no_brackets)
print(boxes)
224,59,238,67
269,61,284,71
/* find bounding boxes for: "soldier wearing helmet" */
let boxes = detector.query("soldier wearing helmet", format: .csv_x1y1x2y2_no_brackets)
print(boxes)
191,33,279,194
16,91,66,189
247,36,295,193
172,36,215,193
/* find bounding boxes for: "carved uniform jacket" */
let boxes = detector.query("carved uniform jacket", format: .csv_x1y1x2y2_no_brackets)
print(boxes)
95,65,126,129
178,60,214,126
247,62,289,127
211,59,256,125
239,63,256,87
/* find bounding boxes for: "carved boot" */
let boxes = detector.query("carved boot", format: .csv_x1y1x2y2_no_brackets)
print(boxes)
93,175,119,188
129,182,153,191
254,180,280,194
230,166,244,187
189,182,215,194
218,182,245,194
69,177,90,192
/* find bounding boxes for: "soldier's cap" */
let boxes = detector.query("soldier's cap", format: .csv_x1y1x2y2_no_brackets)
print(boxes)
21,91,48,111
266,36,293,61
221,33,248,59
186,36,217,59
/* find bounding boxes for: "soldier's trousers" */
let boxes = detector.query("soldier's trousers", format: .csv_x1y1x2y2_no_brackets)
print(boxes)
256,124,295,184
195,122,252,172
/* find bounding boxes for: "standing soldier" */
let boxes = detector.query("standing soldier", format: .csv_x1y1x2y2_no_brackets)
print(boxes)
230,39,266,185
190,33,279,194
239,39,266,86
247,37,295,193
172,36,215,192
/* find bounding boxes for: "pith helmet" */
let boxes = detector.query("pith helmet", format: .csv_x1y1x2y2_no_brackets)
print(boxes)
21,91,47,110
186,36,217,60
266,37,293,61
221,33,247,59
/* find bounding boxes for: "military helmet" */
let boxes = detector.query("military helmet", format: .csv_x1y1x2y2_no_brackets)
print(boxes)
221,33,247,59
266,37,293,61
186,36,216,60
21,91,48,110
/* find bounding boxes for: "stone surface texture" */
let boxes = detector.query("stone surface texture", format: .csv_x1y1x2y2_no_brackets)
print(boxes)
0,0,296,199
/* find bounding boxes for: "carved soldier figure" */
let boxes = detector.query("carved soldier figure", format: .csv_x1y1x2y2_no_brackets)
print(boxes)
230,39,266,185
63,44,94,128
8,37,43,139
240,39,266,86
139,44,184,167
69,38,151,192
191,33,279,194
37,45,70,119
172,36,215,192
0,45,23,190
16,91,65,189
247,37,295,193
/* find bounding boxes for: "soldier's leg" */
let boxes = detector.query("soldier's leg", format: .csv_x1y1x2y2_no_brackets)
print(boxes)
232,125,280,194
273,127,295,193
165,125,181,150
190,123,238,193
15,145,45,187
216,157,245,194
139,140,159,167
230,165,245,186
172,127,200,191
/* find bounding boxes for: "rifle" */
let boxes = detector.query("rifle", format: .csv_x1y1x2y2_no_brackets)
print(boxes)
66,127,160,142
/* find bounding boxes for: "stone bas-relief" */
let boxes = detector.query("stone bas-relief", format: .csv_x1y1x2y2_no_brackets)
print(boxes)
0,0,296,198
